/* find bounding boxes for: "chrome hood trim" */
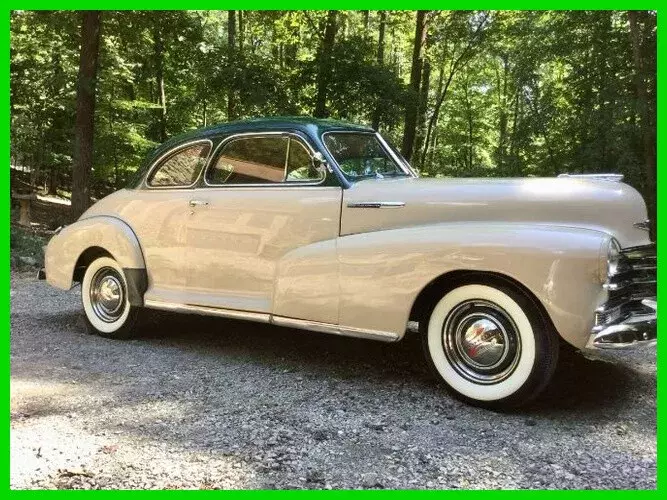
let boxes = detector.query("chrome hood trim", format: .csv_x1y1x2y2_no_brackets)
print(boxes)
558,173,624,182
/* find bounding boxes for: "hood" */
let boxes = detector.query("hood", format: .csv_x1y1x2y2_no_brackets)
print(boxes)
341,177,650,248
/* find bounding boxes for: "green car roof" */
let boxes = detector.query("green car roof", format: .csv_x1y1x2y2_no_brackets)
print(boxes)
161,116,374,150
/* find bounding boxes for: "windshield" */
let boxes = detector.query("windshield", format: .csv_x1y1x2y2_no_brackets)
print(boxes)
323,132,410,181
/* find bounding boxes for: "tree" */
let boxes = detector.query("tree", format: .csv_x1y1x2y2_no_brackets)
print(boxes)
227,10,237,120
371,10,386,130
314,10,338,117
420,11,489,168
9,9,657,229
153,21,167,142
71,11,102,220
401,10,428,161
628,11,656,236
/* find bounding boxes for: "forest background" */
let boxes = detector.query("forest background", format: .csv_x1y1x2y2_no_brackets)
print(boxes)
9,10,657,231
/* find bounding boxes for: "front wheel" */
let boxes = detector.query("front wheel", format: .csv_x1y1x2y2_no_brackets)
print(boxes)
81,256,139,339
421,282,559,409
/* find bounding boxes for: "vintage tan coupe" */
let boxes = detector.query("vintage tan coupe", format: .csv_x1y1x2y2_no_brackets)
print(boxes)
41,117,657,408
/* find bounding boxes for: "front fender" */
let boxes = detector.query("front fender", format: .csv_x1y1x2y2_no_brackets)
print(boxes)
337,223,608,349
44,216,146,291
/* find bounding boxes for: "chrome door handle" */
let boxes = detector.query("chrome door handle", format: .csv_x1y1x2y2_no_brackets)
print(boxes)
347,201,405,209
189,199,209,207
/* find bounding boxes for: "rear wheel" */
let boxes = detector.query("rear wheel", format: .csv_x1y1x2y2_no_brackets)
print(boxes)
421,282,558,409
81,256,138,339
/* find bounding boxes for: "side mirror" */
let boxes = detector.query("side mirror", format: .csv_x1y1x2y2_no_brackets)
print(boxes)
312,152,329,176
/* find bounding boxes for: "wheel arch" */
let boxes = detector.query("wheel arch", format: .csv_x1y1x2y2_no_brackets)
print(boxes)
73,246,114,282
408,269,556,335
44,216,148,306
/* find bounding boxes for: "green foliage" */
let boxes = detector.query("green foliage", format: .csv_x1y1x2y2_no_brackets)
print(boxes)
10,10,656,216
9,225,48,269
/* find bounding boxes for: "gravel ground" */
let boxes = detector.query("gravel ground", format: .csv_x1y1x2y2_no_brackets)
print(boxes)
10,272,656,489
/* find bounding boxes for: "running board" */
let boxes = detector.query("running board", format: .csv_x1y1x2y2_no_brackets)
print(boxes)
143,300,400,343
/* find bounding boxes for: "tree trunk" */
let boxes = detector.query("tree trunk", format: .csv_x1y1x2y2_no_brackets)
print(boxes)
371,10,386,130
463,78,474,170
71,10,102,220
422,60,445,168
227,10,237,120
153,25,167,142
421,62,456,167
49,167,58,195
238,10,244,55
49,51,63,195
628,11,656,238
314,10,338,118
496,55,510,170
412,59,431,170
508,89,520,174
401,10,428,161
362,10,370,32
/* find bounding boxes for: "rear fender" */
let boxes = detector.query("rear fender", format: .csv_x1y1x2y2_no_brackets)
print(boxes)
44,216,146,301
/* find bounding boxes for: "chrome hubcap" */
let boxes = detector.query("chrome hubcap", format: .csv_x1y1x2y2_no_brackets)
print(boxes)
442,300,521,384
90,267,125,323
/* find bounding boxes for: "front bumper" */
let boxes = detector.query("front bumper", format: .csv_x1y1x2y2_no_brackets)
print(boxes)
586,298,656,349
587,244,656,349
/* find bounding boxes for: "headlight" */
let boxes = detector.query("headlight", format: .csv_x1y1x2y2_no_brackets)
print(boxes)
599,237,621,283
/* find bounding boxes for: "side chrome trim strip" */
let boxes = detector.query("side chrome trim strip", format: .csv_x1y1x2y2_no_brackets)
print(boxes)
347,201,406,209
271,316,400,342
143,299,400,342
144,300,271,323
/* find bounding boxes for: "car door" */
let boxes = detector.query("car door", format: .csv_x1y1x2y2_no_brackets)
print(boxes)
184,132,342,322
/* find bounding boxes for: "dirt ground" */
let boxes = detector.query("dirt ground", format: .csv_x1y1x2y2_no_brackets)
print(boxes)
10,272,656,489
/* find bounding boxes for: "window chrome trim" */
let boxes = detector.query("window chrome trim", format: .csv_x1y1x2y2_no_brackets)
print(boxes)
144,139,214,190
374,132,418,178
203,131,326,188
320,130,416,183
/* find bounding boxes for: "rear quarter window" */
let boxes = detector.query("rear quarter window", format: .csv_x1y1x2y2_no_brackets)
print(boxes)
147,142,211,187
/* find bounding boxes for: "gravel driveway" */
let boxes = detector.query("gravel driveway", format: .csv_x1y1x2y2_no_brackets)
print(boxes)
10,272,656,489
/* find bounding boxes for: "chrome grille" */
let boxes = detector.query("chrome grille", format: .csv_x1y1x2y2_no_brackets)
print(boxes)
595,244,656,327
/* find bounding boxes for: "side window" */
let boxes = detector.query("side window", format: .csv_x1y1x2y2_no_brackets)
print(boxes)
147,142,211,187
286,140,323,182
207,136,288,185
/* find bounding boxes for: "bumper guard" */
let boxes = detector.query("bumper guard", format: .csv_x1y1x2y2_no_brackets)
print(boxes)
587,244,656,349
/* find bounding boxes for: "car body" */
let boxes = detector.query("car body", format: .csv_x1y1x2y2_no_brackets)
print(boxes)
42,117,657,408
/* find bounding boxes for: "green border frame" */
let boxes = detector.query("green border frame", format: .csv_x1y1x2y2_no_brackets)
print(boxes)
5,4,662,494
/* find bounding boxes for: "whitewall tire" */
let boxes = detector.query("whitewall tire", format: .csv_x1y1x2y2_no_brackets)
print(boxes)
421,282,558,409
81,256,138,339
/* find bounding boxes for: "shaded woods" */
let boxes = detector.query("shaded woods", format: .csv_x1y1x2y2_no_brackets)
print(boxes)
10,10,656,225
